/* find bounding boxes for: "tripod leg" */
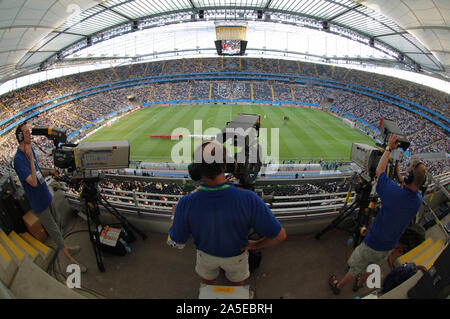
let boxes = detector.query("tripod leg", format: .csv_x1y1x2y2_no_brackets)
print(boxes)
315,202,358,240
85,201,105,272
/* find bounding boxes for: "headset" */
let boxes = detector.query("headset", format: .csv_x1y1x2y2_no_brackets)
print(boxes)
188,140,234,181
15,122,27,143
404,159,425,187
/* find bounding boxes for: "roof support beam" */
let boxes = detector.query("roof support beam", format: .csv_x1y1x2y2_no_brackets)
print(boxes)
327,4,362,22
374,31,408,38
98,4,134,22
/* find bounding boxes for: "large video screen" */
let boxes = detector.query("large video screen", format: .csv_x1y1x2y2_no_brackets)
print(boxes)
221,40,241,55
215,40,247,56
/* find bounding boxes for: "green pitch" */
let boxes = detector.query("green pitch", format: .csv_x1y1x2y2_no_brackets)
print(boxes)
82,104,376,163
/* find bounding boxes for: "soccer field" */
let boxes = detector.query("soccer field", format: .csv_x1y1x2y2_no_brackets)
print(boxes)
82,104,376,163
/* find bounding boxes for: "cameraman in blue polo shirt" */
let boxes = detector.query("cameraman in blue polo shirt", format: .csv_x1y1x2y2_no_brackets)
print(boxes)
168,141,286,286
13,121,86,272
329,134,425,294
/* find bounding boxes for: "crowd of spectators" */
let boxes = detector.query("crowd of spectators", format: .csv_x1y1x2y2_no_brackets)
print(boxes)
97,178,353,209
0,57,448,180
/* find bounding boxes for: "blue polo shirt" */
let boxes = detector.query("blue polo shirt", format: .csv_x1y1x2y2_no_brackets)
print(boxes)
364,172,422,251
13,147,52,214
169,182,282,258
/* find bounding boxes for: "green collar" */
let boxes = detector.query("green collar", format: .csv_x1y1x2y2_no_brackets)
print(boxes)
199,183,232,191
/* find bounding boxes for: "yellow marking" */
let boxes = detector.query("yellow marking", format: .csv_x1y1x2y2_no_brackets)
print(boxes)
21,232,50,255
67,110,90,122
270,85,275,102
0,231,24,260
79,104,102,116
54,119,75,130
308,86,316,104
398,238,433,264
0,101,11,113
413,240,444,267
213,286,235,293
291,87,295,102
143,62,149,76
250,83,254,101
168,85,172,101
424,243,448,270
0,242,11,263
188,84,192,100
9,231,38,258
112,68,120,81
147,86,154,102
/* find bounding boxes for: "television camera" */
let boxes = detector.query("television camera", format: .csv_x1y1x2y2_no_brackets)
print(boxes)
32,127,146,272
316,118,411,247
188,113,263,190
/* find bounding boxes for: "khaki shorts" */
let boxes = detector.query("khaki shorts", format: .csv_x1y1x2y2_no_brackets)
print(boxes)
195,249,250,283
347,242,390,277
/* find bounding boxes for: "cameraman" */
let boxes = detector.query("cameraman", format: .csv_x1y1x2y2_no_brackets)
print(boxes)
329,134,425,294
13,122,87,272
168,141,286,286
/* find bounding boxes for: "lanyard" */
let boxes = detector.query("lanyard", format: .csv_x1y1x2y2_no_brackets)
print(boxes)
199,183,232,191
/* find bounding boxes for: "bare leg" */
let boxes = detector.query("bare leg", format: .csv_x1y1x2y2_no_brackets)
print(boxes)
61,247,76,264
337,272,354,290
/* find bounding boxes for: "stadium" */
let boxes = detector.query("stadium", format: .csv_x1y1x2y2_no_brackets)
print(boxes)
0,0,449,302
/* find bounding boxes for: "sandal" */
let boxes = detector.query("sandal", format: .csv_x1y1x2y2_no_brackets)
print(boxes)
353,273,364,292
328,275,341,295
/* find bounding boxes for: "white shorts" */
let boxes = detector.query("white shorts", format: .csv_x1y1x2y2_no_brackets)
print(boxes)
195,249,250,283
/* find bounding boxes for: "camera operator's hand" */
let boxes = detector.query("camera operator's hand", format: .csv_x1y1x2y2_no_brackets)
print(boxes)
388,134,399,151
245,240,259,251
24,144,34,161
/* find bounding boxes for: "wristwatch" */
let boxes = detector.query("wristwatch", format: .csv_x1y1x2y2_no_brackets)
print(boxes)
385,146,391,152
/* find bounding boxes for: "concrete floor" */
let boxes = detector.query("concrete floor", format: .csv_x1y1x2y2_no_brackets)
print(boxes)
52,215,384,299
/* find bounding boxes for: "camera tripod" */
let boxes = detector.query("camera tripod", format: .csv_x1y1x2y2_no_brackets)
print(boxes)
79,176,147,272
315,173,378,247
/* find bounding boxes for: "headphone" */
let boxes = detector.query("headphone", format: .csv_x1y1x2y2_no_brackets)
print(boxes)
188,141,234,181
404,160,425,186
15,122,27,143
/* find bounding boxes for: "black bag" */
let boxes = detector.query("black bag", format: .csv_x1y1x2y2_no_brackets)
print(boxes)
382,262,417,293
408,245,450,299
98,226,133,256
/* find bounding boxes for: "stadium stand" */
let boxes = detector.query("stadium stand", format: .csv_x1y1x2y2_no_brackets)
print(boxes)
0,58,448,179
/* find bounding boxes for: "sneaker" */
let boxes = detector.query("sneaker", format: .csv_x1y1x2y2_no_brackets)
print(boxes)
67,245,81,256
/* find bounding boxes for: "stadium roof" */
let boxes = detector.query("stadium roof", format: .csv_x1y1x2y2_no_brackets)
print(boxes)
0,0,449,84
